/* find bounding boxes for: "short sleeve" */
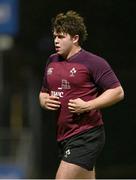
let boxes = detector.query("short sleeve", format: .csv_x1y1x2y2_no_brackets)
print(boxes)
40,67,48,92
40,58,51,93
89,57,120,90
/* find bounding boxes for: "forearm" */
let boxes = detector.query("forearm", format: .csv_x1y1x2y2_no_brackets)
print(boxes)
87,86,124,110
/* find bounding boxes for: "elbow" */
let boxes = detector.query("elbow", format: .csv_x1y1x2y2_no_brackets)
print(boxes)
118,86,125,101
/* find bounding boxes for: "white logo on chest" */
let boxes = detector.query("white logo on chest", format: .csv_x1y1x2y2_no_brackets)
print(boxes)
47,67,54,75
70,67,77,77
51,90,64,98
61,79,71,89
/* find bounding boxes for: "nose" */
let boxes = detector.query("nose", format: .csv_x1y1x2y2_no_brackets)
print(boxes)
54,36,59,44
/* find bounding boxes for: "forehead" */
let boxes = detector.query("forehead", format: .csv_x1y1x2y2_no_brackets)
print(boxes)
53,31,67,36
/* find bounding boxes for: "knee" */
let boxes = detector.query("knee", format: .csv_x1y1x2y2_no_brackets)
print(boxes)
55,170,63,179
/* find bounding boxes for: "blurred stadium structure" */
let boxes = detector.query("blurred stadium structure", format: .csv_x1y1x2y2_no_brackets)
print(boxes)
0,1,42,175
0,0,136,178
0,128,33,178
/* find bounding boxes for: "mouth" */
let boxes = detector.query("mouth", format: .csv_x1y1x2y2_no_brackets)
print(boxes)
55,46,60,52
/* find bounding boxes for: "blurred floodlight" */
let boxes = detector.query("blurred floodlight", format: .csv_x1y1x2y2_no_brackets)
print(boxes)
0,4,11,23
0,0,19,36
0,35,13,50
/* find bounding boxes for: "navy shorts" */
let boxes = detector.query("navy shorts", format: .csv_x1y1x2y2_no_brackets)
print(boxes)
58,126,105,171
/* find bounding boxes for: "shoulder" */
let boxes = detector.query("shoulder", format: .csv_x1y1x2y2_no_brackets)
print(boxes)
46,53,60,66
82,49,106,62
48,53,59,61
80,49,110,69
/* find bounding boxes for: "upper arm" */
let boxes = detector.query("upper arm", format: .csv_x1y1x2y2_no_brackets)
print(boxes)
89,57,121,90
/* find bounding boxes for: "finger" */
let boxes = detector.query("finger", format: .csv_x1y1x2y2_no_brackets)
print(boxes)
68,102,75,107
47,107,60,110
68,106,76,113
70,110,76,113
50,96,60,100
68,106,75,110
48,99,61,105
69,99,75,103
47,103,60,108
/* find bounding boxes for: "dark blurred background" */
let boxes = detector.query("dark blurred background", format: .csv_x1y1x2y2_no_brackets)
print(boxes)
0,0,136,178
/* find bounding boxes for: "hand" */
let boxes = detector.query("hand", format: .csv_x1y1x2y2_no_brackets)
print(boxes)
39,93,61,110
68,98,89,114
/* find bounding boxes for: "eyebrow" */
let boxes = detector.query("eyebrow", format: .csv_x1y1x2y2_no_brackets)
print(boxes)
53,34,65,38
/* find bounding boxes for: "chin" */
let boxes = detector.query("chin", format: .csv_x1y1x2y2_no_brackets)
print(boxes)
57,51,64,56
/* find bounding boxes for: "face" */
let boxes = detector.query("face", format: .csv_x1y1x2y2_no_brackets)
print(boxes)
53,31,75,58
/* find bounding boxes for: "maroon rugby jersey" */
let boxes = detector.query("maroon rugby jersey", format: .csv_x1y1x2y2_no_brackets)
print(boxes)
41,49,120,141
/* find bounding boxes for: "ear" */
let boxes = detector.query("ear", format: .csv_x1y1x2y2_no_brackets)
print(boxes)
72,35,79,44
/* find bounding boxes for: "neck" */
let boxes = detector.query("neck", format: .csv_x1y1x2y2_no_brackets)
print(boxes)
65,46,81,60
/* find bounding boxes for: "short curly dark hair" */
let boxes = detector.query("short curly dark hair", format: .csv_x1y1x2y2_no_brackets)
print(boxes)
51,10,88,45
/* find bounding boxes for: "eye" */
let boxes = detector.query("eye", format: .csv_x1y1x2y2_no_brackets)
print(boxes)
58,35,65,39
53,34,65,39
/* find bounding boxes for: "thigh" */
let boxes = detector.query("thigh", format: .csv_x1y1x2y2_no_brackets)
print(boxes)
58,126,105,171
56,160,95,179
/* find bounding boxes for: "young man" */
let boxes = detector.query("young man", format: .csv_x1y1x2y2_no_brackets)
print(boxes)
39,10,124,179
